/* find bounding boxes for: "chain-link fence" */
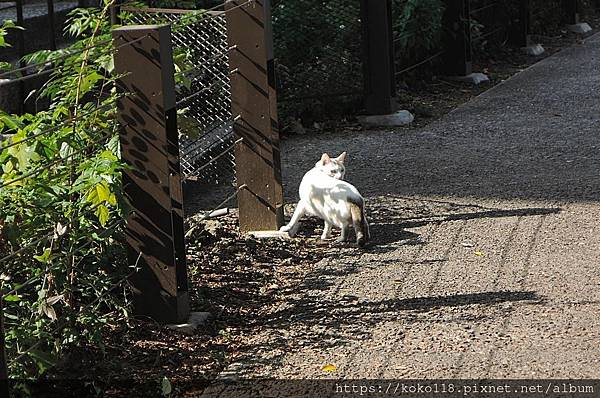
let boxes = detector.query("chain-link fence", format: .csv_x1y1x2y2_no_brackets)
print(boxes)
529,0,564,36
389,0,517,82
122,6,235,185
271,0,365,126
469,0,512,49
123,1,368,138
390,0,446,82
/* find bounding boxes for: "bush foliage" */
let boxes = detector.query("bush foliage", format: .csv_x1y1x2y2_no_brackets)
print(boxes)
0,1,131,379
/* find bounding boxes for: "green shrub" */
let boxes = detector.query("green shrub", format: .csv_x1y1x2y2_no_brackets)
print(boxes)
0,2,130,378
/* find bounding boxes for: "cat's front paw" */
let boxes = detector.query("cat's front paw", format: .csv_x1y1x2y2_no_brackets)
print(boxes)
279,225,296,237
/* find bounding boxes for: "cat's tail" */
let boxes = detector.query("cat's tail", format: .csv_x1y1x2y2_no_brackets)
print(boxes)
349,198,369,247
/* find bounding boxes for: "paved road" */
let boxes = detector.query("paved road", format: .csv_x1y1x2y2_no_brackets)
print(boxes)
206,33,600,392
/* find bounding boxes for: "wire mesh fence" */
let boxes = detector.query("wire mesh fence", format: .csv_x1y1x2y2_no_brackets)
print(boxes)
529,0,564,36
122,1,368,136
122,6,235,185
271,0,365,125
389,0,577,85
390,0,446,81
469,0,512,49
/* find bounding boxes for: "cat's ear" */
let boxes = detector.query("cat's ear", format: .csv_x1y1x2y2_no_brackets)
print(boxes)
336,152,347,164
320,153,331,164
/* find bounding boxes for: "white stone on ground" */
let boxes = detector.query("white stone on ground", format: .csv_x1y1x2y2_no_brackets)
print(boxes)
567,22,592,34
522,44,545,56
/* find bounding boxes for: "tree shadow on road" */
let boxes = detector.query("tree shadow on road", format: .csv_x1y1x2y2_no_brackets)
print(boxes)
229,288,545,376
398,207,561,229
363,198,560,254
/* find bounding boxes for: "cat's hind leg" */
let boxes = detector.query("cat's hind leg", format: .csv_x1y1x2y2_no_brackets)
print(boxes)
335,226,349,243
349,201,369,247
353,216,369,247
320,221,332,240
279,200,306,237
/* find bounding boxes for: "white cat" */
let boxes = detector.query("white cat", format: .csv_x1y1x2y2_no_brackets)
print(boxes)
280,152,370,247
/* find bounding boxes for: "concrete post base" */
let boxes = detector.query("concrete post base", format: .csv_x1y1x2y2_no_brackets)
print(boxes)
522,43,545,56
567,22,592,35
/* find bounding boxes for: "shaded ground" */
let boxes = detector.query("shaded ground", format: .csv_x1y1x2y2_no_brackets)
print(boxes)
45,211,330,397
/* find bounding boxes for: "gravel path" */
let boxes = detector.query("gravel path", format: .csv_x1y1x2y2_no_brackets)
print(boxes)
205,32,600,391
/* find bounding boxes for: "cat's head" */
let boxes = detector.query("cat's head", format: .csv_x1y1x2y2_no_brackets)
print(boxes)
315,152,347,180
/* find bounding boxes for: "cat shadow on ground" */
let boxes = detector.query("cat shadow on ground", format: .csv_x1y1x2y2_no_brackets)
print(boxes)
369,222,421,246
292,222,421,256
361,200,560,254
